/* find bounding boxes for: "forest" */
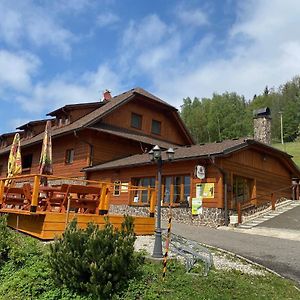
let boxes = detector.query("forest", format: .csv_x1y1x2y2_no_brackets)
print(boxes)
180,76,300,144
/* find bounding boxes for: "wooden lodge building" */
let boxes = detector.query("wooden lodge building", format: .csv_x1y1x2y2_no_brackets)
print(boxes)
0,87,299,226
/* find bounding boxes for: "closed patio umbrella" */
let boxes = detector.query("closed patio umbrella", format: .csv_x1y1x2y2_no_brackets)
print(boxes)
39,121,53,185
6,132,22,185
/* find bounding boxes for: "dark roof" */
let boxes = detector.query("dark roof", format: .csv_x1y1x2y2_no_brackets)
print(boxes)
84,138,296,172
0,87,189,155
16,119,55,130
0,131,23,139
90,124,177,149
47,101,106,116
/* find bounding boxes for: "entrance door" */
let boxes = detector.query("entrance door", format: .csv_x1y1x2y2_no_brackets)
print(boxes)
233,175,254,208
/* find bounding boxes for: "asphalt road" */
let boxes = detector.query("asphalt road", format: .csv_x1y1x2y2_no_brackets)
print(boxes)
170,222,300,285
258,205,300,230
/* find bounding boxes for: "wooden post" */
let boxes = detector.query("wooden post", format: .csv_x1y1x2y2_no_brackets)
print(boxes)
237,202,242,224
31,175,40,212
103,188,110,214
99,183,106,215
149,190,156,217
0,180,5,205
271,193,275,210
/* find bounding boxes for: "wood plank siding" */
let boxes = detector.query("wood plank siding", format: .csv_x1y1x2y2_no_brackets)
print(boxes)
102,97,189,145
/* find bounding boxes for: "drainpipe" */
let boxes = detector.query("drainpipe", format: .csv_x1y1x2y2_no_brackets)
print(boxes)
209,156,229,226
73,130,94,167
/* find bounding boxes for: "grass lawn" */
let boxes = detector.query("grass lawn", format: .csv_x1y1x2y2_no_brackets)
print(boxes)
116,261,300,300
273,141,300,166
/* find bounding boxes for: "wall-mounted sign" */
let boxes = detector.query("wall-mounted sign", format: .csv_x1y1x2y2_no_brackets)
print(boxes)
121,182,129,193
195,165,205,179
196,183,214,199
192,197,203,215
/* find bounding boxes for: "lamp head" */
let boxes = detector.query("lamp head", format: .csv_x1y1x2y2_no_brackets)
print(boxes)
166,147,175,161
152,145,161,160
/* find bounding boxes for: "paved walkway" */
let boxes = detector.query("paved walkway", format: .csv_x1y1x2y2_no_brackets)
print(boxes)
170,221,300,285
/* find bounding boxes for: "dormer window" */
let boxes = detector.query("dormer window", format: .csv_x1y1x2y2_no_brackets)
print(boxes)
57,115,70,127
131,113,142,129
151,119,161,135
25,130,33,139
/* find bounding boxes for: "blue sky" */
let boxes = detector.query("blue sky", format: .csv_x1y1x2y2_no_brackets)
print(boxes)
1,0,300,133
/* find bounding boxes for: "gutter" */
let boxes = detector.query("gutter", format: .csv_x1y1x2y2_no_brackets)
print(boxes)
209,155,229,226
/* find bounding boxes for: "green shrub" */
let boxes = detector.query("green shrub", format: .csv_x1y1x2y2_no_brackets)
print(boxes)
0,215,13,264
49,216,140,299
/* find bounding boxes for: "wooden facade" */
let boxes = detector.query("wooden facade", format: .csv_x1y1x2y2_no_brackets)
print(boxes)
87,144,299,211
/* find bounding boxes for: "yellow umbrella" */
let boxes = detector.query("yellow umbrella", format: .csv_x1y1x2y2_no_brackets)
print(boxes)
6,133,22,185
39,121,53,185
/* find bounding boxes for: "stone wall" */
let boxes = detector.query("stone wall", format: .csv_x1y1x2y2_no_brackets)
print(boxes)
253,116,271,144
109,204,226,228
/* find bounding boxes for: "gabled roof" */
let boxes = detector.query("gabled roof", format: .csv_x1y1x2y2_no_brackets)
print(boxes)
90,124,176,149
0,87,193,154
83,138,300,175
0,131,23,139
16,119,55,130
47,101,106,117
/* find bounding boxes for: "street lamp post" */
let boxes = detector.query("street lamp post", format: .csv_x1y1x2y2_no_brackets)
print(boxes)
279,111,284,145
149,145,175,258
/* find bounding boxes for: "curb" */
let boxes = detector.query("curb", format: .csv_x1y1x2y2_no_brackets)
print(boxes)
190,240,300,291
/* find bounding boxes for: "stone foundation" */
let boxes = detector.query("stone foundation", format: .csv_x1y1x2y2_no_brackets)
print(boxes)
109,204,226,228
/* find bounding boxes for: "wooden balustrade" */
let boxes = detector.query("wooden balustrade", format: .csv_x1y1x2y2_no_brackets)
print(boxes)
237,185,292,224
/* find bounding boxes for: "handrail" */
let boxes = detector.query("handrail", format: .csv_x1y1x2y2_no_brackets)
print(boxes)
237,185,293,224
0,174,156,216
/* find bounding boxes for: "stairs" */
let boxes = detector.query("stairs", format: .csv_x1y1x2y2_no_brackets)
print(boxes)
238,200,300,229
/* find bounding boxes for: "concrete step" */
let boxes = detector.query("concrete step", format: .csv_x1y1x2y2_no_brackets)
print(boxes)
238,201,300,230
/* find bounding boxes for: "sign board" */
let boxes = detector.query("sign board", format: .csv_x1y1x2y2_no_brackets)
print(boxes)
192,197,203,215
196,165,205,179
196,183,214,199
121,182,129,193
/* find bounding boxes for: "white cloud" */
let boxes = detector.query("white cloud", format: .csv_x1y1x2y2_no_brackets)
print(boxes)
175,5,208,27
17,64,123,114
148,0,300,106
0,50,39,92
96,12,120,28
0,0,74,56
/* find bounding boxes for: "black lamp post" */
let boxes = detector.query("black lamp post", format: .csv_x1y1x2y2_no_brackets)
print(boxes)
149,145,175,258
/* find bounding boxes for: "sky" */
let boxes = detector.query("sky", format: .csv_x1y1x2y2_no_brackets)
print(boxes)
1,0,300,133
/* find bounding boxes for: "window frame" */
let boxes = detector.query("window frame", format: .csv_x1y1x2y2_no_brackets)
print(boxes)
113,180,121,196
22,153,33,170
65,148,75,164
131,176,155,205
151,119,161,135
131,112,142,130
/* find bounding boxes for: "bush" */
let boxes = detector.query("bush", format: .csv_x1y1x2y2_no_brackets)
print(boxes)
0,215,13,264
49,216,140,299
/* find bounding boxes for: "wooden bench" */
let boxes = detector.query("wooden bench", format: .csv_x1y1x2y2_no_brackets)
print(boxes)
60,185,102,214
45,184,101,214
2,183,32,210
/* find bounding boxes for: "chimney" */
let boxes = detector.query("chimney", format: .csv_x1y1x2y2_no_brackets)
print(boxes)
253,107,271,144
103,89,112,101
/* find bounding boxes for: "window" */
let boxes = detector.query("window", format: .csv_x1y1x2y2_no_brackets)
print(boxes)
132,177,155,204
113,180,121,196
233,175,253,207
22,154,33,169
65,149,74,164
162,175,190,205
151,119,161,135
131,113,142,129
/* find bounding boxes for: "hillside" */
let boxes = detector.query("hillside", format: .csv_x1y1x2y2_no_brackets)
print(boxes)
273,142,300,166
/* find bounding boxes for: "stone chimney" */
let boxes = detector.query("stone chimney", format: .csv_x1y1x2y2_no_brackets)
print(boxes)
103,89,112,101
253,107,271,144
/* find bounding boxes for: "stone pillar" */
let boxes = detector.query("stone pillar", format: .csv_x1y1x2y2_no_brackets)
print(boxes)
253,116,271,144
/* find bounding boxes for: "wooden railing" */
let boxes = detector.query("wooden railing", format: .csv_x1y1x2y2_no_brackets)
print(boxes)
0,174,157,217
237,185,293,224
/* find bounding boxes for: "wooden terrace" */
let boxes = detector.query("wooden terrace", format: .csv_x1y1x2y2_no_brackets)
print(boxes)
0,175,156,240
